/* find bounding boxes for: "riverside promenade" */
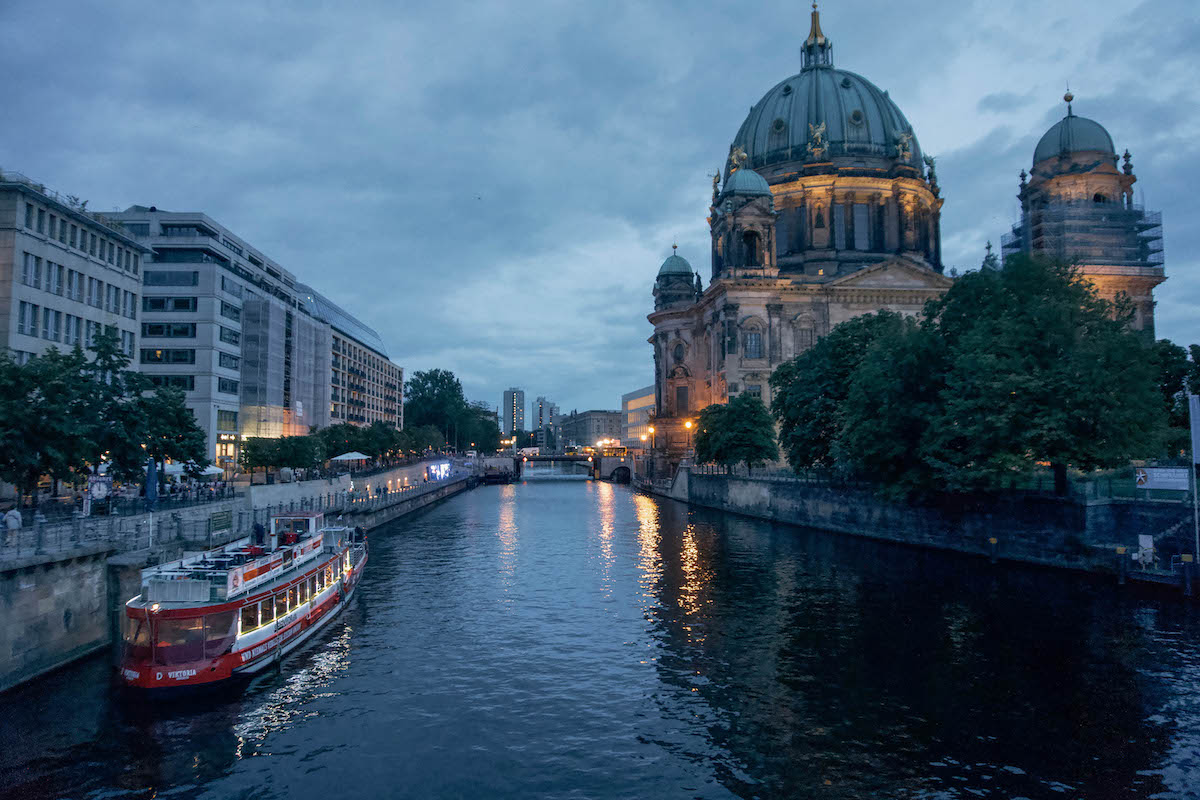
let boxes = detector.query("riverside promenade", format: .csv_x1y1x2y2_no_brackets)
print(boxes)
0,460,473,694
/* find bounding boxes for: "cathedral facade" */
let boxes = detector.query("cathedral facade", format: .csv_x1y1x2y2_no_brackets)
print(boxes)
647,5,952,454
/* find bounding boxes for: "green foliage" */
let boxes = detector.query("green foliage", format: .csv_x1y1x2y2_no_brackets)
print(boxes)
404,369,468,444
240,435,324,471
694,394,778,470
0,333,209,503
770,311,904,468
770,256,1174,496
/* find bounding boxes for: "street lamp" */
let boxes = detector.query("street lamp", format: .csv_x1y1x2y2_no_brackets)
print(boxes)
648,426,655,450
684,420,693,452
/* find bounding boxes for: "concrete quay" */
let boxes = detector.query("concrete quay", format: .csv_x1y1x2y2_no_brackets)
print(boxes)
0,461,472,694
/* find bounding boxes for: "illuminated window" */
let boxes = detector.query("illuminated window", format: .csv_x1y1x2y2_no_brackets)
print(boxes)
745,331,763,359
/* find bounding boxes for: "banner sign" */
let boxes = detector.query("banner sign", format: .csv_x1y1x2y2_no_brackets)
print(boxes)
1190,394,1200,462
1134,467,1191,492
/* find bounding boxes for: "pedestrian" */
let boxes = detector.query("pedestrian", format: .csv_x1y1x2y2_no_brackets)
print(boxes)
4,506,21,546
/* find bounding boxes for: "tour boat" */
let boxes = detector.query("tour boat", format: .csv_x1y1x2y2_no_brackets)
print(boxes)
120,511,368,691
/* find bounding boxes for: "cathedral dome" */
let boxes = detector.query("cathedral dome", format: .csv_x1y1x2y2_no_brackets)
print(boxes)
1033,97,1116,165
658,252,693,276
722,167,772,197
730,7,921,175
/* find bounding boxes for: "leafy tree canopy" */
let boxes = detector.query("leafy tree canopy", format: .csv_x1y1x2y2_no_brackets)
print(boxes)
694,394,778,470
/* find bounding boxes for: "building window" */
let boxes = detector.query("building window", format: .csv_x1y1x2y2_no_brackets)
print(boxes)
21,253,38,287
217,410,238,431
217,378,239,395
141,322,196,338
48,264,63,296
746,384,763,399
48,215,57,240
140,348,196,364
143,270,199,286
218,352,240,370
37,209,45,234
69,224,77,248
17,302,36,336
675,385,689,414
219,301,240,321
123,291,137,319
220,276,244,298
833,203,846,249
142,296,197,312
24,204,33,229
853,204,870,250
121,330,135,356
745,331,763,359
106,285,121,313
123,222,150,236
88,233,96,256
219,327,240,345
41,308,52,340
148,375,195,390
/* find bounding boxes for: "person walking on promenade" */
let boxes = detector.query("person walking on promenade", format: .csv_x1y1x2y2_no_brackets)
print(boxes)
4,506,21,546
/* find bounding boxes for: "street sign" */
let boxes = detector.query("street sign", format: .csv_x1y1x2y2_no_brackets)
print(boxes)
210,510,233,532
1134,467,1190,492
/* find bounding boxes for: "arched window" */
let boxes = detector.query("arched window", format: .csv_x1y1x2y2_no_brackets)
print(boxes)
743,231,762,266
1093,193,1108,204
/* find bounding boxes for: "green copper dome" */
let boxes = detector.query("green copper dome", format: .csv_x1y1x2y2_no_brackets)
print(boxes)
658,253,693,276
1033,101,1116,164
722,167,773,197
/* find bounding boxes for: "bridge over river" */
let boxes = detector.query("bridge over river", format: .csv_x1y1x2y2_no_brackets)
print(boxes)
482,454,632,483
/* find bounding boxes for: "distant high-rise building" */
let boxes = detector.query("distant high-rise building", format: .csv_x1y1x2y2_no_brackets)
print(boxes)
502,387,525,435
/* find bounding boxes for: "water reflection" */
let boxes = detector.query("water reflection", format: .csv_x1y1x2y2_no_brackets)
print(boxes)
2,484,1200,799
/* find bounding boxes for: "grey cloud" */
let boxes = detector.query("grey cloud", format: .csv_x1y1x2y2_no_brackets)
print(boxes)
1,0,1195,412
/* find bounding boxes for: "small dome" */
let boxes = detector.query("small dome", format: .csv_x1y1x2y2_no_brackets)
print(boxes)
1034,113,1115,165
722,168,772,197
658,253,693,276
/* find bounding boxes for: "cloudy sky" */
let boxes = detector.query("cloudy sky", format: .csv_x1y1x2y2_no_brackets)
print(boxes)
3,0,1196,414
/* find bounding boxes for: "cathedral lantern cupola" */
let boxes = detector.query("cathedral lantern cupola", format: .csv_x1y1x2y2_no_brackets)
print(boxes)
710,151,778,280
801,2,832,70
653,245,701,311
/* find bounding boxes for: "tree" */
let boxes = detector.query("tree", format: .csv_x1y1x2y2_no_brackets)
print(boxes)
404,369,468,446
770,311,904,468
1153,339,1193,457
694,395,778,471
141,386,209,480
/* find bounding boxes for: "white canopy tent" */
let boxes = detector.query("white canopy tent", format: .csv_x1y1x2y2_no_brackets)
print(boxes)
330,451,371,461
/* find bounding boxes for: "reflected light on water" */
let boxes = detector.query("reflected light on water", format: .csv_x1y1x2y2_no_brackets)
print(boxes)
232,625,353,758
497,484,518,590
633,493,662,602
597,481,615,594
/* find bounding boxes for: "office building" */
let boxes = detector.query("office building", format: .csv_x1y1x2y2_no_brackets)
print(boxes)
0,171,146,363
559,410,622,449
299,285,403,428
621,385,655,448
534,396,559,450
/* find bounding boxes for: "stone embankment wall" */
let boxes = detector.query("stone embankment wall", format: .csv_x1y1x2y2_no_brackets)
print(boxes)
661,469,1194,572
0,545,115,693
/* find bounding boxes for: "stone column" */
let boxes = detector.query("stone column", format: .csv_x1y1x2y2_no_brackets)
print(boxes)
844,192,856,251
766,304,783,365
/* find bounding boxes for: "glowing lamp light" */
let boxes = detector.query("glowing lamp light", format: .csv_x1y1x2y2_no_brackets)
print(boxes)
640,435,647,442
685,421,693,429
648,427,655,434
150,603,160,613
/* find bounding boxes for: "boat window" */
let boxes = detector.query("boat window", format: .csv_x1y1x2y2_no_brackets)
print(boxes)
308,575,317,597
316,569,324,591
123,615,152,661
240,604,259,634
275,591,288,618
299,580,308,604
155,617,204,665
260,597,276,624
205,611,237,658
288,586,297,608
325,565,334,585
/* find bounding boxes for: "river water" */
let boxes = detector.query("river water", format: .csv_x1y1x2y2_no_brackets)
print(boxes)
2,481,1200,799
